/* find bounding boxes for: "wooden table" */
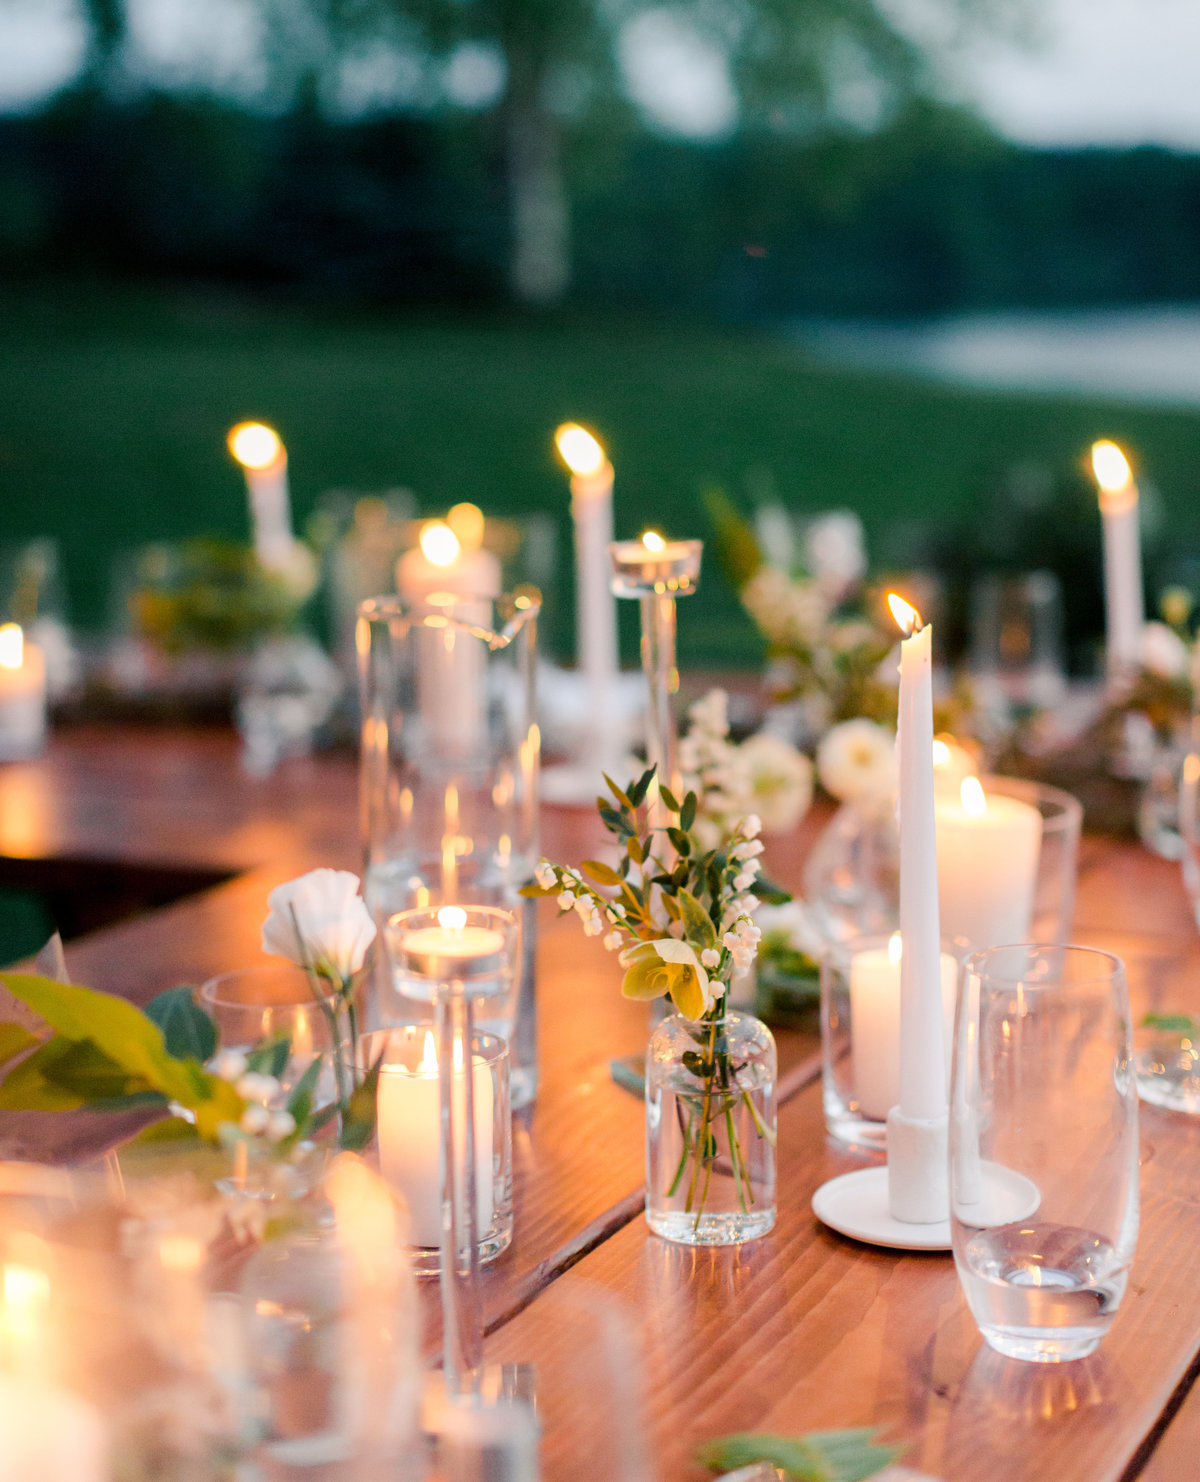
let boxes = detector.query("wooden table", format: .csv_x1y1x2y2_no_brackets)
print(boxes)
2,726,1199,1482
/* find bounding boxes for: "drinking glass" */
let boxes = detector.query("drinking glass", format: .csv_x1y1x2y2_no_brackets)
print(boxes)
198,965,337,1093
969,570,1066,717
950,944,1139,1363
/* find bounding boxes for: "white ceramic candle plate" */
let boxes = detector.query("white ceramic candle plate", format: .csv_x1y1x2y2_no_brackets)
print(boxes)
813,1162,1041,1251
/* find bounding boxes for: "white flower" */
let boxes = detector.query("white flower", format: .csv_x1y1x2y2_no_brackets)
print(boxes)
755,900,826,959
534,860,557,889
731,839,764,860
700,948,721,969
1141,620,1189,680
738,733,813,834
734,871,756,892
743,814,762,840
557,890,576,910
816,719,896,808
603,931,623,951
688,688,730,740
211,1049,249,1083
240,1104,270,1136
804,510,866,600
266,1111,296,1142
237,1072,281,1105
262,869,376,983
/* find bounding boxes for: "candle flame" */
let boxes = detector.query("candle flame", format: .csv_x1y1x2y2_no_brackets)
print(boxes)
931,738,950,768
437,905,468,931
0,623,23,670
888,932,903,965
555,422,606,476
887,593,922,635
641,530,666,553
1090,440,1132,492
421,1030,437,1073
227,421,283,470
2,1262,49,1349
447,502,485,552
419,520,461,568
158,1235,204,1273
961,775,987,817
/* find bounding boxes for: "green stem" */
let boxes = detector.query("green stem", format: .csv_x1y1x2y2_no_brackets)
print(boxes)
684,1015,718,1215
724,1097,750,1213
741,1088,776,1147
667,1103,697,1199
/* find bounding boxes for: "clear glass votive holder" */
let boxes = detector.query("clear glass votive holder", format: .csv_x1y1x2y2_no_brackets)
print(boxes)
352,1026,513,1276
820,933,964,1152
950,944,1139,1363
977,776,1082,946
197,965,338,1095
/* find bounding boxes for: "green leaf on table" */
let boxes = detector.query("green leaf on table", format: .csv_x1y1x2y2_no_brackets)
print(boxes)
751,873,793,906
1143,1012,1200,1035
145,986,217,1064
697,1427,901,1482
582,859,623,887
0,1023,39,1073
338,1052,383,1152
677,888,717,951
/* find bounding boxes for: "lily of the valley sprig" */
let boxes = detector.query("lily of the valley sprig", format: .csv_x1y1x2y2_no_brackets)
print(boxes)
523,767,788,1020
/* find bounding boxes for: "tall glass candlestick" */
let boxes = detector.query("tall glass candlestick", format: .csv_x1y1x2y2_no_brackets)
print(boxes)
609,532,701,821
388,904,518,1396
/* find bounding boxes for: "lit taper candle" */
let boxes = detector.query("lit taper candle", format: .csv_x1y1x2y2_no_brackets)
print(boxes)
1090,439,1144,682
227,421,295,574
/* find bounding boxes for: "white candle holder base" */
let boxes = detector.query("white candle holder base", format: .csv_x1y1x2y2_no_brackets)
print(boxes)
812,1166,950,1251
813,1161,1041,1251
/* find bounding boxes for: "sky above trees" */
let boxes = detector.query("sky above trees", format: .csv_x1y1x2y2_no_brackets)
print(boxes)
1,0,1199,150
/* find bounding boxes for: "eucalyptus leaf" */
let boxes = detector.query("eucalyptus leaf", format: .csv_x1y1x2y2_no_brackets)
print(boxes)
751,874,793,906
659,785,682,815
338,1053,383,1152
145,986,217,1064
696,1427,901,1482
667,828,692,857
603,774,634,811
628,766,656,807
680,791,698,832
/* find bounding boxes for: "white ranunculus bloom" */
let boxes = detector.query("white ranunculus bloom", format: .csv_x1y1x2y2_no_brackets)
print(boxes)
816,718,896,808
262,868,377,983
1141,620,1190,681
738,732,813,834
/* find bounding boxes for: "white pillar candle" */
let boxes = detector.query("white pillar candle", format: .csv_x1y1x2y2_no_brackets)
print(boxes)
376,1030,494,1249
935,776,1043,950
0,624,47,761
396,520,499,758
555,424,619,772
0,1376,109,1482
228,421,296,574
890,595,946,1124
1091,439,1144,680
850,933,958,1121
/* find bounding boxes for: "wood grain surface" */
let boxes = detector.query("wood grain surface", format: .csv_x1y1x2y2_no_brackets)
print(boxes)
3,725,1200,1480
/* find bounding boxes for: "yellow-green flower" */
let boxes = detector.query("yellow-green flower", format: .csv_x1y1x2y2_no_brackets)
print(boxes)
619,938,716,1021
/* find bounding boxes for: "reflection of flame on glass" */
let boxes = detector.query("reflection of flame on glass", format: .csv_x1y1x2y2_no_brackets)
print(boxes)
420,521,461,567
421,1030,438,1074
227,421,283,470
0,623,23,670
2,1261,49,1354
437,905,468,931
887,592,921,635
555,422,606,476
888,932,903,966
961,776,987,817
641,530,665,553
932,738,950,768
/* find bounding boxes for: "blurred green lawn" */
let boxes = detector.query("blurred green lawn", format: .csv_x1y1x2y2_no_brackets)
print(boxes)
2,282,1199,667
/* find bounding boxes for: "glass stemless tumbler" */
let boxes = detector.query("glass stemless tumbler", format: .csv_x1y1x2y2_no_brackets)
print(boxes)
950,944,1139,1363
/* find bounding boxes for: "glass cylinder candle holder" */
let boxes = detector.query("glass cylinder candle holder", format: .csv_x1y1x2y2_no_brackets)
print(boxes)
197,965,340,1099
821,933,965,1152
352,1026,513,1275
358,590,540,1108
609,535,701,825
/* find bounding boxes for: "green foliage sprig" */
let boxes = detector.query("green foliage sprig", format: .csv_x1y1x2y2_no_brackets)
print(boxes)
697,1427,901,1482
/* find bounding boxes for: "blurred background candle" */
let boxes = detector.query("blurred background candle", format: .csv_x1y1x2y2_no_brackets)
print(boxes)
227,420,296,575
376,1029,493,1249
0,623,47,760
555,423,619,778
850,933,957,1121
935,775,1043,950
396,514,500,603
1091,438,1144,680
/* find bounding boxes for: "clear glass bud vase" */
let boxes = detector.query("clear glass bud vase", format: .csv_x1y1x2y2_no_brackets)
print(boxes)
645,1007,777,1246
